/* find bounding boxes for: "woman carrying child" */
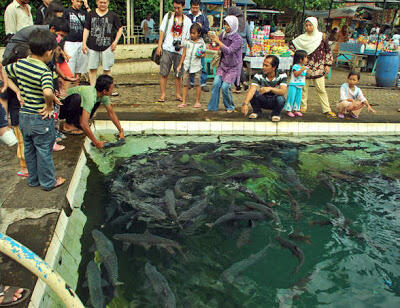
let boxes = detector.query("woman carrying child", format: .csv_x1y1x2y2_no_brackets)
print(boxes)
176,23,206,109
206,15,242,113
337,71,376,119
284,50,308,117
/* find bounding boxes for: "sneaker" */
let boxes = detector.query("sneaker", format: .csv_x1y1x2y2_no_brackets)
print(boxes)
287,111,295,118
294,111,303,117
338,113,345,119
271,116,281,122
201,85,210,92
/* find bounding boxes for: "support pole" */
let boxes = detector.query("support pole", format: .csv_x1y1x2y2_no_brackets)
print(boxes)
160,0,164,26
220,5,223,29
244,5,247,20
0,233,84,308
328,0,334,29
301,0,306,25
126,0,131,42
374,0,387,64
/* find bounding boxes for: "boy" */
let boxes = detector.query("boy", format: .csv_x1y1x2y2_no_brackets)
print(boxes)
177,23,206,108
60,75,124,149
4,29,65,190
337,72,376,119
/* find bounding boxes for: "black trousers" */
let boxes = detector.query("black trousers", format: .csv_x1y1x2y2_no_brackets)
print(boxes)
235,53,247,90
59,94,82,128
250,92,286,117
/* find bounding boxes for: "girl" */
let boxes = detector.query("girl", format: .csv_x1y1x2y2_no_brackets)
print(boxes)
206,15,242,113
176,23,206,108
284,50,308,117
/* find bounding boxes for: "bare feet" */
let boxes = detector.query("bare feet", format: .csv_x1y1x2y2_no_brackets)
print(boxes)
0,286,24,304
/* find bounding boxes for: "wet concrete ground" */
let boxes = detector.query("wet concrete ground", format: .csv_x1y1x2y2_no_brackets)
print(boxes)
0,67,398,307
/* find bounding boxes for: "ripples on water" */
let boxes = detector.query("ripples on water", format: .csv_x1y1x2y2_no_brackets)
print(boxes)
77,136,400,307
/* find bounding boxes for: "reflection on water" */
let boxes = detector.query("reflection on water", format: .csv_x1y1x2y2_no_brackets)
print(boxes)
77,136,400,307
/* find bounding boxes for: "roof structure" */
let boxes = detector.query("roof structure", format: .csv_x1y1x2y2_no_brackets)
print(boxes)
305,4,382,18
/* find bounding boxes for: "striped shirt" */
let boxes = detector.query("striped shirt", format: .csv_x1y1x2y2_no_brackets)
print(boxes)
252,71,288,90
5,57,54,115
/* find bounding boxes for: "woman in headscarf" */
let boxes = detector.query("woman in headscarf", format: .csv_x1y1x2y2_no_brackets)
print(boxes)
206,15,242,113
291,17,336,118
227,6,253,93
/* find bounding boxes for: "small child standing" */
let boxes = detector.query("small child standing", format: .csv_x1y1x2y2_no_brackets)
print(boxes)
284,50,308,117
337,71,376,119
177,23,206,109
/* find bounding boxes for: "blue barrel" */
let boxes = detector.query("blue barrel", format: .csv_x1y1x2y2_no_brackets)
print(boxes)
376,52,400,87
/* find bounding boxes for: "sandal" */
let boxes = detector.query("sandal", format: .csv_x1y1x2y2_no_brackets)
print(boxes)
271,116,281,122
325,111,337,119
157,98,166,103
194,103,201,108
53,143,65,152
0,285,31,307
226,109,234,114
178,103,187,108
176,97,183,102
43,177,66,191
16,171,29,178
248,113,259,119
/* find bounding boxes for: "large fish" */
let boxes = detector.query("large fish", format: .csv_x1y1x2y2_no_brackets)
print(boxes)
113,230,184,256
206,211,266,228
244,201,281,226
283,167,311,199
128,200,167,221
286,190,303,222
91,230,123,287
174,176,202,200
276,236,304,274
164,189,181,228
178,198,208,223
318,173,336,201
226,182,273,207
86,260,105,308
221,241,273,284
145,263,176,308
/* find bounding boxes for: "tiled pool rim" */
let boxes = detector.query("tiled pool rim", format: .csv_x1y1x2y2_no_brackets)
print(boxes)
29,120,400,307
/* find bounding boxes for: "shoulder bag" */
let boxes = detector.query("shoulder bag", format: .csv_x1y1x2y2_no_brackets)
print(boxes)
151,12,172,65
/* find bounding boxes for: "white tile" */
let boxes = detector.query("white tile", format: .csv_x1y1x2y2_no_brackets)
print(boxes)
232,122,244,134
265,122,277,135
140,121,153,134
119,121,129,131
128,121,142,132
106,121,114,129
164,121,177,134
197,121,211,134
328,122,340,134
176,121,188,134
243,122,255,134
220,122,233,135
298,122,310,134
187,121,199,133
385,123,396,134
394,123,400,134
210,122,222,134
277,121,299,136
317,122,330,134
94,120,107,130
357,123,368,133
152,121,165,134
254,122,267,135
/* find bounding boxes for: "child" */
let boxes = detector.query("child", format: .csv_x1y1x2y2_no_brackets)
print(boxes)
4,29,66,190
337,71,376,119
177,23,206,109
284,50,308,117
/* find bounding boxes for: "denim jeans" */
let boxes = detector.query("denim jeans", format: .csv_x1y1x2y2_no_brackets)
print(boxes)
190,57,208,87
207,75,235,111
19,113,56,190
250,92,286,117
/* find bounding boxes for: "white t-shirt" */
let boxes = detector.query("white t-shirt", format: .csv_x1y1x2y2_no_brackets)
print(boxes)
340,83,366,102
182,38,206,73
141,18,155,30
392,34,400,47
160,13,192,54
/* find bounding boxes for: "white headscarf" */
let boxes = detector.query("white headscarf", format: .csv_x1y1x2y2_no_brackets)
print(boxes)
292,17,323,55
224,15,239,36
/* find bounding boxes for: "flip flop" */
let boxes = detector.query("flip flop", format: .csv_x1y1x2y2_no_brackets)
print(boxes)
248,113,259,119
0,285,31,307
194,103,201,108
16,171,29,178
157,98,166,103
42,177,66,191
176,97,183,102
62,128,83,136
53,143,65,152
178,103,187,108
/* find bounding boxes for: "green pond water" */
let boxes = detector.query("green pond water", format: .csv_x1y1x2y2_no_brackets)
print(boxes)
77,135,400,307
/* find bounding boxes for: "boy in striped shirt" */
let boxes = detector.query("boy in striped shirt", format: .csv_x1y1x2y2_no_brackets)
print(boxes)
5,29,66,190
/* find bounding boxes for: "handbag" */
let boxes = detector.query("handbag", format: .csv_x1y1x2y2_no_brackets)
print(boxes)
151,12,172,65
211,50,221,68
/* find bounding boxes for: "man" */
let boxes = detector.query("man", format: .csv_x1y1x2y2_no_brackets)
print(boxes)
4,0,34,35
241,55,287,121
60,75,124,149
186,0,210,92
64,0,91,82
156,0,192,102
82,0,123,86
2,17,69,63
141,12,156,43
35,0,52,25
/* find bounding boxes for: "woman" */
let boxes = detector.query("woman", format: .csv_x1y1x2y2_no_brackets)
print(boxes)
227,6,253,93
206,15,242,113
291,17,336,118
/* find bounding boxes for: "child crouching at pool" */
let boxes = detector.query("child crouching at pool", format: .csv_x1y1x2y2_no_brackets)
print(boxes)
337,71,376,119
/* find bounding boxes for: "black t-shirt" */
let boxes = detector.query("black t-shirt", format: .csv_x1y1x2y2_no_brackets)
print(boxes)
84,10,121,51
64,7,87,42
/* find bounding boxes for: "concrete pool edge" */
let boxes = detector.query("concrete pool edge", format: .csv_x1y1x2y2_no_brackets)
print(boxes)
94,120,400,136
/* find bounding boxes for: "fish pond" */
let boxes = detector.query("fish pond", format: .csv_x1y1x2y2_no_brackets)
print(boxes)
77,135,400,307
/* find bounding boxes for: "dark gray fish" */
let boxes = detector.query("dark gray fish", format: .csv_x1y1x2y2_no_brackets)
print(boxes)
206,211,266,228
128,200,167,221
86,260,105,308
174,176,202,200
221,241,273,284
236,226,252,249
276,236,304,274
228,169,264,182
91,230,123,287
283,167,311,199
113,230,184,256
226,182,273,207
288,232,312,244
178,198,208,223
103,138,126,149
186,143,219,155
244,201,281,226
135,175,170,197
110,210,136,228
144,262,176,308
286,190,303,222
164,189,180,227
308,220,333,227
318,173,336,201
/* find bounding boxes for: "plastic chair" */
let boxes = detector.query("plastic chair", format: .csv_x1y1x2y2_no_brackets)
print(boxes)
204,57,216,79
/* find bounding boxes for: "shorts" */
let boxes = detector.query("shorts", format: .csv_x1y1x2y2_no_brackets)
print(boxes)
183,71,201,86
160,50,183,77
64,41,88,75
87,47,114,71
56,61,74,78
336,100,352,112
